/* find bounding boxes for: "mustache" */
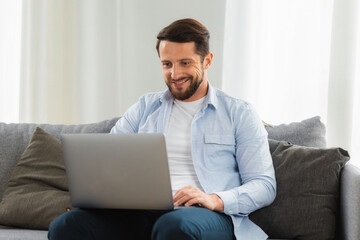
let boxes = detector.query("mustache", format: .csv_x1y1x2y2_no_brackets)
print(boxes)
171,77,191,82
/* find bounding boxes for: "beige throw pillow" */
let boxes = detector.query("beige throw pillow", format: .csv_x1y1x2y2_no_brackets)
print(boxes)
0,127,71,230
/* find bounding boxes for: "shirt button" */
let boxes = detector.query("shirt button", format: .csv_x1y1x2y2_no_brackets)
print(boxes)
229,210,234,214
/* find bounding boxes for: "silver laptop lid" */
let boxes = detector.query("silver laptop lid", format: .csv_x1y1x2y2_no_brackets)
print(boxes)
61,133,174,210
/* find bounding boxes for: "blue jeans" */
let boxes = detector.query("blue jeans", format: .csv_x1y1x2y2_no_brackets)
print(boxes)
48,207,235,240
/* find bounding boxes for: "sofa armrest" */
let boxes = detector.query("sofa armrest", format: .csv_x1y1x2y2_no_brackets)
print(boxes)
341,163,360,240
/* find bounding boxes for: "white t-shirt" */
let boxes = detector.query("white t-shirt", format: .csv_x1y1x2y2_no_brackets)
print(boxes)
165,97,205,195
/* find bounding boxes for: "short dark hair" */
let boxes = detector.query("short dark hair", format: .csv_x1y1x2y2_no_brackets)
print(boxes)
156,18,210,61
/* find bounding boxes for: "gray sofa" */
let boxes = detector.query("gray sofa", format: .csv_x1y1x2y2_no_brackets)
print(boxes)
0,116,359,240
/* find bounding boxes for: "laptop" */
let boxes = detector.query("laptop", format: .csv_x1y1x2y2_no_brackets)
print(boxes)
61,133,174,210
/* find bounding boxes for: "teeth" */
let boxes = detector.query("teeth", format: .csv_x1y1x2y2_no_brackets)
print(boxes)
174,79,188,84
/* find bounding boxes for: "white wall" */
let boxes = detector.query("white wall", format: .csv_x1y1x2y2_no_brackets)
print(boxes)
19,0,226,124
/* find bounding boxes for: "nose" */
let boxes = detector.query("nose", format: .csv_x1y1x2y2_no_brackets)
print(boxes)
170,65,181,80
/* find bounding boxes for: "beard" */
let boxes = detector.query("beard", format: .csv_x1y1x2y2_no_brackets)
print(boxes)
166,71,204,101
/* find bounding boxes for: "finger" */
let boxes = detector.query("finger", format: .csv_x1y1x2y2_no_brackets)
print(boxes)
181,191,206,207
185,194,219,210
174,189,203,207
173,190,186,203
184,197,203,207
174,194,194,206
173,186,198,202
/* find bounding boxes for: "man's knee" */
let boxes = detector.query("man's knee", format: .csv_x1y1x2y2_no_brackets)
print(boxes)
48,209,91,240
151,208,234,240
48,212,71,240
151,211,198,240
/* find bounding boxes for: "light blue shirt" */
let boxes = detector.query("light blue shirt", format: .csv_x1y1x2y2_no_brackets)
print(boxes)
111,84,276,240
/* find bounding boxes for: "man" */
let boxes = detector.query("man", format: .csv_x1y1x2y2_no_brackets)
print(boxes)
48,18,276,240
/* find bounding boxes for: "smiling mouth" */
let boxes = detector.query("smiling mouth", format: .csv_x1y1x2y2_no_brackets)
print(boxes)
172,78,189,86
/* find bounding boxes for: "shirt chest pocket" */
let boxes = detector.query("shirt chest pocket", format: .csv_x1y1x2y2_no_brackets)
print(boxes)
204,134,236,170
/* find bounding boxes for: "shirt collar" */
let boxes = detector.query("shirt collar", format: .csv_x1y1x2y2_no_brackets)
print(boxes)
160,89,174,103
204,83,218,110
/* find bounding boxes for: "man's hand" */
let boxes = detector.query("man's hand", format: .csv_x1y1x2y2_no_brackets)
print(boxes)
173,186,224,212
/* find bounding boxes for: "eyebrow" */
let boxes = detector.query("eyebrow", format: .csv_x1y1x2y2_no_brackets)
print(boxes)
161,58,194,63
178,58,194,62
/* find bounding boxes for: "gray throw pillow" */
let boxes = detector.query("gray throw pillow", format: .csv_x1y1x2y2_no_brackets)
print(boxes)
0,127,71,230
249,139,349,239
0,117,120,200
265,116,326,148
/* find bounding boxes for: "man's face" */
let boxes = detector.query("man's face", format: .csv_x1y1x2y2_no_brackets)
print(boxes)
158,41,212,102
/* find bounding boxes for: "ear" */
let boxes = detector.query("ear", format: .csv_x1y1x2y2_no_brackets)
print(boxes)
203,52,214,70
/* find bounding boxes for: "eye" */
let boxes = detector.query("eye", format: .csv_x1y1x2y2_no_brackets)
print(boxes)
162,62,172,68
181,61,190,66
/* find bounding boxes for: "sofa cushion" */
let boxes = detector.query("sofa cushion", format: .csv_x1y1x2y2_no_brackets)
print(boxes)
265,116,326,148
0,127,71,229
249,139,349,239
0,225,48,240
0,117,119,200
